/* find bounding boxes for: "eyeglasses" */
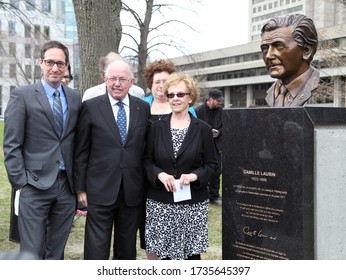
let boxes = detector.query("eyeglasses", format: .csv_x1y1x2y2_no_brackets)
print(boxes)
43,59,67,68
167,92,190,99
107,77,131,85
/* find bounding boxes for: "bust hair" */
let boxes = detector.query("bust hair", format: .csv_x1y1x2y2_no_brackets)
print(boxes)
261,14,318,62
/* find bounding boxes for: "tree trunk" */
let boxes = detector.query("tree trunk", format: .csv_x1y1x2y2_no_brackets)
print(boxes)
73,0,122,96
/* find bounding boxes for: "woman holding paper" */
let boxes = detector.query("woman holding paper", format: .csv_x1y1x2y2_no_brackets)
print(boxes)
143,72,218,260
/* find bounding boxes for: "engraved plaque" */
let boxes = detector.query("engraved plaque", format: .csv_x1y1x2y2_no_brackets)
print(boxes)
222,107,346,260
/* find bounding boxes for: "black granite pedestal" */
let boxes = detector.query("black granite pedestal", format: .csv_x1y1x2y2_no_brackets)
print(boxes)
222,107,346,260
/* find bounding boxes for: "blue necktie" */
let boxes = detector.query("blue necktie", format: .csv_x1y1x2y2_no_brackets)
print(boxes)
117,101,127,143
53,90,63,137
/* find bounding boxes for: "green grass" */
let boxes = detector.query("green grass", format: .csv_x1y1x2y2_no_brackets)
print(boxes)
0,121,222,259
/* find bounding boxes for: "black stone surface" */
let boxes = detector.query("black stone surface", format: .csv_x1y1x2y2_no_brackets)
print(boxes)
222,107,346,260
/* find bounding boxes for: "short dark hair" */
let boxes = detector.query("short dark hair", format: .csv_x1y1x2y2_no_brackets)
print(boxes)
40,40,70,63
261,14,318,62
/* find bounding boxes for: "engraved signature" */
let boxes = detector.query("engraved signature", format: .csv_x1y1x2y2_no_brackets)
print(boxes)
243,226,277,240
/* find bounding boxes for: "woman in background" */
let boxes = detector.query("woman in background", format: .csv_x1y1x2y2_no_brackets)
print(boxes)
143,59,197,120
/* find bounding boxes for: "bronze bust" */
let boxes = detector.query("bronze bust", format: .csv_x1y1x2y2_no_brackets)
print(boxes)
260,14,320,107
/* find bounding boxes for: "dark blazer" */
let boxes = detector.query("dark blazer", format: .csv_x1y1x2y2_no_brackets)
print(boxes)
4,81,82,192
4,81,82,243
73,93,151,206
144,113,218,204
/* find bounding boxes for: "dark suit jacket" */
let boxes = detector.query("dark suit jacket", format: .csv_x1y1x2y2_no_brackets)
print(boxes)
4,81,82,242
144,113,218,205
4,81,82,192
73,93,151,206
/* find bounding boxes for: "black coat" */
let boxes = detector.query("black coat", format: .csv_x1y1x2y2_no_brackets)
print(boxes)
144,113,218,205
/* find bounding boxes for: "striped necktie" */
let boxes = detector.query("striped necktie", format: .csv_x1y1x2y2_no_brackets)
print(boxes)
117,101,127,143
53,90,63,136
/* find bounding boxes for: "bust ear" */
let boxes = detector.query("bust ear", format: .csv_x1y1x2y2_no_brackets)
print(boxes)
303,45,313,60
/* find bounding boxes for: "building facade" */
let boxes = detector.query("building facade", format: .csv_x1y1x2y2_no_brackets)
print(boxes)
172,0,346,108
0,0,76,116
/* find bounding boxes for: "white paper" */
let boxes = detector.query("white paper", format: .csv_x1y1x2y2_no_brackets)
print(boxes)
14,190,20,216
173,180,191,202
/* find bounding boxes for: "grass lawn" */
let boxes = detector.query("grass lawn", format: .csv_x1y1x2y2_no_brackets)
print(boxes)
0,121,222,259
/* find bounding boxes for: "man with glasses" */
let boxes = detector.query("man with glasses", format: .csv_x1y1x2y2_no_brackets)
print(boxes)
73,60,151,260
83,52,145,101
4,40,82,259
61,64,74,87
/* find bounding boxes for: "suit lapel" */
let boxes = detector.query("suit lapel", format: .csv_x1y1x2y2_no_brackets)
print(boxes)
160,116,175,161
97,94,121,141
127,95,141,140
33,82,61,137
176,116,198,158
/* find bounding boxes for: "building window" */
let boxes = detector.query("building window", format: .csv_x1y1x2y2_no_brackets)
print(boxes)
0,64,3,78
253,7,256,13
25,44,32,58
34,65,41,79
274,1,278,8
10,0,19,9
9,42,16,57
269,3,272,9
44,26,50,40
25,24,31,38
10,64,16,79
0,20,2,35
42,0,51,12
34,25,40,39
9,21,16,35
34,45,40,59
26,0,35,10
258,6,262,12
25,65,32,79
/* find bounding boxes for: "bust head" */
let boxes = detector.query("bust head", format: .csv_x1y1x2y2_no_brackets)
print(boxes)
260,14,318,84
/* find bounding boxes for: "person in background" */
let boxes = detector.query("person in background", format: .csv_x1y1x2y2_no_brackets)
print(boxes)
3,40,82,259
144,72,218,260
195,89,224,206
83,52,145,101
143,59,197,121
73,60,151,260
61,64,73,86
260,14,320,107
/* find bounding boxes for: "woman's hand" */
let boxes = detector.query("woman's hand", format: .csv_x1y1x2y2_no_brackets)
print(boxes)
158,172,176,192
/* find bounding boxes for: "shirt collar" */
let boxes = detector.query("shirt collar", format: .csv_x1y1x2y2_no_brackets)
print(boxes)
108,93,130,107
41,78,63,97
274,67,315,99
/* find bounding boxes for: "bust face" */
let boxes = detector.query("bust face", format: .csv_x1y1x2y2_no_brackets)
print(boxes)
260,26,309,84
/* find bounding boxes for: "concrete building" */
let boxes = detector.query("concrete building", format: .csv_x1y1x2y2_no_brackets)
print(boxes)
172,0,346,108
0,0,76,116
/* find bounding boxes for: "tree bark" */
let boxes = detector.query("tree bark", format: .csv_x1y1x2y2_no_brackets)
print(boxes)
73,0,122,96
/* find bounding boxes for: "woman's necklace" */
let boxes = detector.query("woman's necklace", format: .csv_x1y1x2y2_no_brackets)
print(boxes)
152,100,170,120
